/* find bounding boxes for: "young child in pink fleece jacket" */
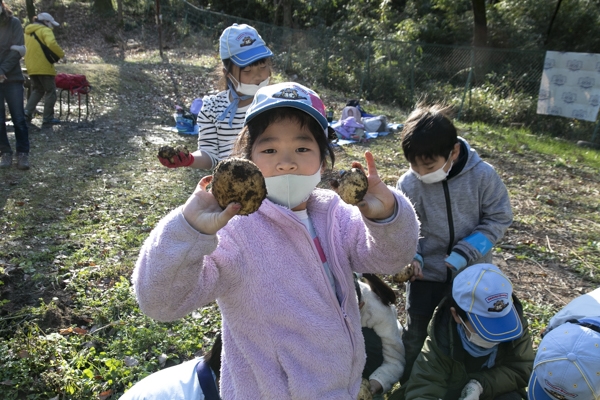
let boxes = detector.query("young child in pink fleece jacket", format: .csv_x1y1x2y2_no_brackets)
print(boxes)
133,82,419,400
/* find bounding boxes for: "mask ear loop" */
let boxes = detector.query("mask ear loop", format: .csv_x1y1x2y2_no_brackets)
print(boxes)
458,315,474,337
227,73,240,89
226,61,242,89
444,150,454,167
222,61,234,87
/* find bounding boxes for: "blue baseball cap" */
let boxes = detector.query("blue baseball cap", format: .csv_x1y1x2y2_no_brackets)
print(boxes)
528,317,600,400
244,82,328,133
452,264,523,342
219,24,273,67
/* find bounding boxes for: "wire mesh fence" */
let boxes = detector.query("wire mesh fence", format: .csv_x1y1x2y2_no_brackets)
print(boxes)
155,0,599,142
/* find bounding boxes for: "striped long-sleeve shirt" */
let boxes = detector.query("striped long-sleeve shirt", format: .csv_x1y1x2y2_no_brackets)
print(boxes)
196,90,249,169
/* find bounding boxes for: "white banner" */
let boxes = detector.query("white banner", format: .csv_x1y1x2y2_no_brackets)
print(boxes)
537,51,600,122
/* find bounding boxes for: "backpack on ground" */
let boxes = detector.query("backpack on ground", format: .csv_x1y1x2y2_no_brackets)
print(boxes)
345,99,374,118
55,73,91,95
362,115,388,132
174,105,198,134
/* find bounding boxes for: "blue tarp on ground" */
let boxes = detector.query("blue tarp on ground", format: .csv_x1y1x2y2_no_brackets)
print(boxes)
332,123,403,146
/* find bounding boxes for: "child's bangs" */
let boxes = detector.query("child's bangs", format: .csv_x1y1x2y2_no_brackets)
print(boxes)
245,108,319,138
403,132,448,163
234,108,335,167
248,57,272,67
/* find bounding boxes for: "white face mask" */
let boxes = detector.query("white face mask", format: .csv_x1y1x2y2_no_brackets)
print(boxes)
264,169,321,209
460,316,498,349
411,151,453,184
228,75,270,96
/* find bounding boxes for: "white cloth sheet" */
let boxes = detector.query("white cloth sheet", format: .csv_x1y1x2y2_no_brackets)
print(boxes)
537,51,600,122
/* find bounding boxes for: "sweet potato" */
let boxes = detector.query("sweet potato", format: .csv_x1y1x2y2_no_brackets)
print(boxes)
394,264,414,283
157,145,189,163
331,167,368,205
211,158,267,215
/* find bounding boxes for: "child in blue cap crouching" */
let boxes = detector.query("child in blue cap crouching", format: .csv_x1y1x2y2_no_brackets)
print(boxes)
527,289,600,400
390,264,534,400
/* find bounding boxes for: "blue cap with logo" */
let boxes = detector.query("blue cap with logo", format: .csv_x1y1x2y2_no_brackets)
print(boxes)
245,82,328,133
528,317,600,400
452,264,523,342
219,23,273,67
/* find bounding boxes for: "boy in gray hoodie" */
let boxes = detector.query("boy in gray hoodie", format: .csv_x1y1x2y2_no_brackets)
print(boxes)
395,103,513,384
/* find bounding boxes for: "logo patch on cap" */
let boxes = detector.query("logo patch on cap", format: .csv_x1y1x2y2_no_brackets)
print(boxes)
239,36,256,47
543,379,574,400
487,299,509,312
486,293,509,313
273,88,307,101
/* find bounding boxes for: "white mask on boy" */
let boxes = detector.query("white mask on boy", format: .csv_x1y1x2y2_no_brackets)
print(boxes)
459,316,498,349
264,169,321,209
411,151,453,184
467,329,498,349
228,75,270,96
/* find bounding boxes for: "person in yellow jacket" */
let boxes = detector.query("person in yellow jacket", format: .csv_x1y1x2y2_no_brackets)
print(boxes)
24,12,64,125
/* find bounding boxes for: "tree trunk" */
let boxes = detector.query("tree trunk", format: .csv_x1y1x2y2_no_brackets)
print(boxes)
93,0,115,15
156,0,163,58
471,0,488,87
117,0,123,26
282,0,292,28
545,0,563,45
25,0,35,23
471,0,487,47
273,0,281,25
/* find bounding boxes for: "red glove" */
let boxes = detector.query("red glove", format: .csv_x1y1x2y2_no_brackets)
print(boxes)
158,150,195,168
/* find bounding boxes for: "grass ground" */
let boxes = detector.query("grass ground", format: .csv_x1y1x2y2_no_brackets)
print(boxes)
0,7,599,399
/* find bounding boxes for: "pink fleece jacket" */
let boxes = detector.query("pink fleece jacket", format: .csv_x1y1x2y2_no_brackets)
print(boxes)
132,188,419,400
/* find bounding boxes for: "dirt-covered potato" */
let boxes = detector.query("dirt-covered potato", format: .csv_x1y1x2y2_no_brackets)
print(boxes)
394,264,414,283
211,158,267,215
357,378,373,400
158,145,189,163
331,168,369,205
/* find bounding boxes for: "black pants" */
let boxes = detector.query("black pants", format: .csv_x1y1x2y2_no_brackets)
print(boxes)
401,279,451,384
362,327,383,379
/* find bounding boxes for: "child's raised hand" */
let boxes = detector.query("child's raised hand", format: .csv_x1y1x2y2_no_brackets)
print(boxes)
353,151,396,220
182,175,241,235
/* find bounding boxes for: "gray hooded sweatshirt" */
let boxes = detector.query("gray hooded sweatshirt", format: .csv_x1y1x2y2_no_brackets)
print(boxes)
396,137,512,282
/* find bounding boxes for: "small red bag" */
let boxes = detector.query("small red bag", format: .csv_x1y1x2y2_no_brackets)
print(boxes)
55,73,91,95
